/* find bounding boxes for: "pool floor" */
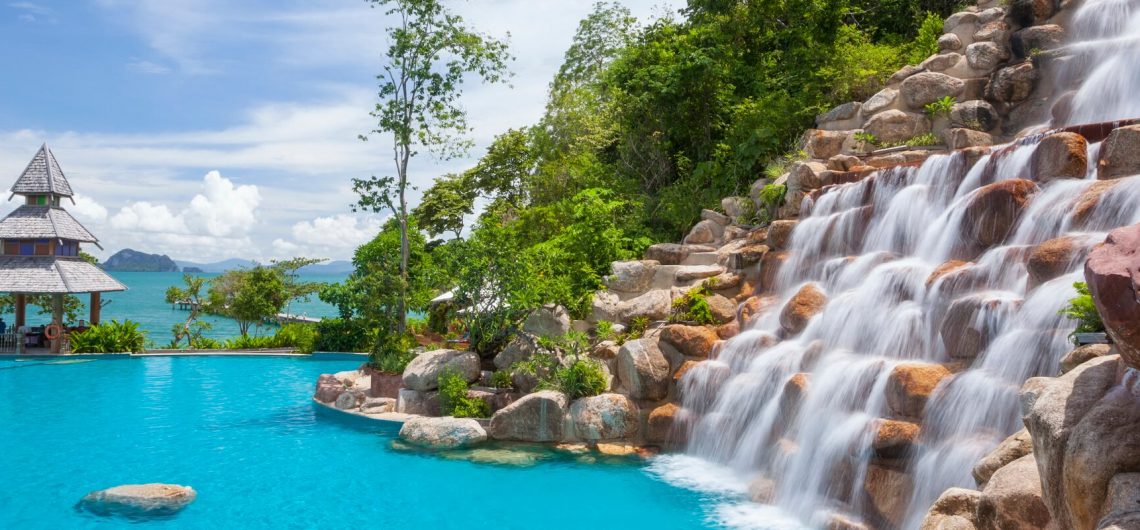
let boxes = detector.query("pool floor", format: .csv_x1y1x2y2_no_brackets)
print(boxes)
0,356,723,529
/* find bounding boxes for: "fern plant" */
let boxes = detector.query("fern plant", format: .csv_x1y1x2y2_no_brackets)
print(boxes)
69,320,147,353
924,96,956,119
1059,282,1105,344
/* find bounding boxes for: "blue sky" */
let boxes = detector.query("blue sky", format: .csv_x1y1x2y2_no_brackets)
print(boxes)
0,0,681,262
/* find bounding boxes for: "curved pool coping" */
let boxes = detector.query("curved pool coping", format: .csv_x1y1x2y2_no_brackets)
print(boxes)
312,397,413,426
0,351,368,361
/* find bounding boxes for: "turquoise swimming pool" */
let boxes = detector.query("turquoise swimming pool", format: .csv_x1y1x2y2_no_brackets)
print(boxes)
0,356,722,529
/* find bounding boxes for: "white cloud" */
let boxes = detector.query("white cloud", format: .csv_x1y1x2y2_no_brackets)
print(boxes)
272,213,382,259
185,171,260,236
126,59,171,75
110,201,187,233
70,193,108,223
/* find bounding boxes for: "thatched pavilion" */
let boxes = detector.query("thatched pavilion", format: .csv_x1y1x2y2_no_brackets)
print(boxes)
0,144,125,353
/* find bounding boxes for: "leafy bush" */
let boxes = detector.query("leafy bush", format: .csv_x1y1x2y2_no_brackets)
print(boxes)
438,368,491,418
907,12,945,65
489,370,513,389
854,131,878,147
759,184,786,208
368,331,417,374
534,332,609,400
906,133,942,147
69,320,147,354
313,318,368,353
924,96,956,118
627,316,650,340
271,323,317,353
595,320,617,342
670,281,717,325
1060,282,1104,343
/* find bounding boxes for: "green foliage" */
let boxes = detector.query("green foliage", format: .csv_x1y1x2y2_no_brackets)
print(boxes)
490,370,513,389
905,133,942,146
69,320,147,354
273,323,318,353
1060,282,1104,342
670,281,717,325
627,316,650,340
907,11,945,65
438,368,491,418
165,273,208,348
206,265,287,337
531,332,609,400
370,345,416,375
924,96,956,118
412,173,476,241
595,320,616,342
853,131,879,147
759,184,787,208
313,318,369,353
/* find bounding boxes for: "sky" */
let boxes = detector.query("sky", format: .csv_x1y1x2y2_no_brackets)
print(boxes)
0,0,683,263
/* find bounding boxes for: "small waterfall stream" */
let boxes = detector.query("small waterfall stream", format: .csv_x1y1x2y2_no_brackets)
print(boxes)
652,2,1140,528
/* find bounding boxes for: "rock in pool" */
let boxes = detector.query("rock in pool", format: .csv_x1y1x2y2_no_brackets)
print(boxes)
78,483,196,517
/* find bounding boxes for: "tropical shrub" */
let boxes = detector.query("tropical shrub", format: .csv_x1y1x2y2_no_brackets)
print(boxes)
69,320,147,353
489,370,513,389
313,318,368,353
1060,282,1104,343
670,281,717,325
272,323,318,353
924,96,956,118
438,368,491,418
534,332,609,400
368,331,417,374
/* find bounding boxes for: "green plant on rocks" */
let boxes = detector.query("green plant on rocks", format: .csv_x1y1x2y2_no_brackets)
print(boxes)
670,281,718,325
924,95,956,119
1060,281,1105,344
536,332,608,400
438,368,491,418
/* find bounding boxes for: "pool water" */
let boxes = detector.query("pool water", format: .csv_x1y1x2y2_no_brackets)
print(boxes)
0,356,723,529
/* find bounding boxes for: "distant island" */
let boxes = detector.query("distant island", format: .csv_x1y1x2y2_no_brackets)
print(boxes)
182,266,204,273
102,249,180,272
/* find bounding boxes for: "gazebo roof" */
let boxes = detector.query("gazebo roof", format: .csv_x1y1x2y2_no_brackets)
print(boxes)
0,205,98,243
11,144,74,197
0,257,126,294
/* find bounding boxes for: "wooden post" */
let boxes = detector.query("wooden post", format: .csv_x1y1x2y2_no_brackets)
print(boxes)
14,293,25,354
50,293,63,354
90,292,101,325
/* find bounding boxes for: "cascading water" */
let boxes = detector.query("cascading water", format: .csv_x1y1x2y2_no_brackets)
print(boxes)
651,2,1140,528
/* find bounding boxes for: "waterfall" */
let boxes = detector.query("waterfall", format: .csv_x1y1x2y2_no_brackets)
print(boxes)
651,2,1140,528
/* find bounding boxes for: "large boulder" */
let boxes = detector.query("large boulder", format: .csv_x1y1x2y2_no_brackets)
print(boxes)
616,289,672,323
397,388,441,416
660,324,720,359
779,283,827,336
960,179,1037,253
886,362,951,420
402,349,480,391
788,161,828,193
683,219,725,246
1086,224,1140,370
644,243,715,265
79,484,197,516
986,62,1038,105
1060,344,1112,375
865,464,914,528
816,103,863,131
489,390,568,442
863,88,899,115
965,41,1010,72
1013,25,1065,56
646,403,687,445
766,220,798,250
314,373,346,403
1100,473,1140,530
1031,132,1088,182
1007,0,1055,27
494,336,536,371
950,100,1000,132
399,416,487,449
864,109,932,144
938,33,963,52
873,419,920,459
919,487,981,530
569,393,639,441
976,454,1051,530
1097,125,1140,180
1021,355,1121,530
523,305,571,338
606,260,659,293
616,338,672,400
940,295,1022,361
1026,235,1087,290
901,72,966,110
972,428,1033,487
1072,180,1122,228
805,129,851,159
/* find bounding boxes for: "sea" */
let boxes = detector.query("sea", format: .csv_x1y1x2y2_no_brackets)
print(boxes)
0,272,347,346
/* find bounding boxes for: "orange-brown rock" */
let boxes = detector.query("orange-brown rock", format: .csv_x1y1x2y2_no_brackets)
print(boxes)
886,362,952,420
1086,223,1140,370
1031,132,1088,182
760,251,791,292
766,220,798,250
1026,235,1087,290
1097,124,1140,180
1072,180,1121,228
960,179,1038,255
661,324,720,359
926,260,971,287
705,294,737,325
940,295,1022,361
779,283,827,335
864,463,914,529
646,403,688,445
716,321,740,340
873,419,920,459
740,294,779,325
673,360,699,382
776,373,810,426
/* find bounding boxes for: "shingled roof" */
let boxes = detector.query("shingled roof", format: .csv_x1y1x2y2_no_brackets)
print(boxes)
11,144,74,197
0,257,126,294
0,205,98,243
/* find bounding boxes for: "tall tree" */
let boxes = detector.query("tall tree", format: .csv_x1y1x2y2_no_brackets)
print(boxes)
411,173,475,241
353,0,512,335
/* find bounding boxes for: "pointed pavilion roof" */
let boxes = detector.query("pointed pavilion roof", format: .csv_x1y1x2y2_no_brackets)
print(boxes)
11,144,74,197
0,205,99,243
0,257,126,294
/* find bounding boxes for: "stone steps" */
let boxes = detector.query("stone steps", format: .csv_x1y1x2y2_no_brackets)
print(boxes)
681,252,720,266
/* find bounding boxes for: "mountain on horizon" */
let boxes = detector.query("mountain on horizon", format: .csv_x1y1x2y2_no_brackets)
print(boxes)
103,249,180,272
174,257,353,275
